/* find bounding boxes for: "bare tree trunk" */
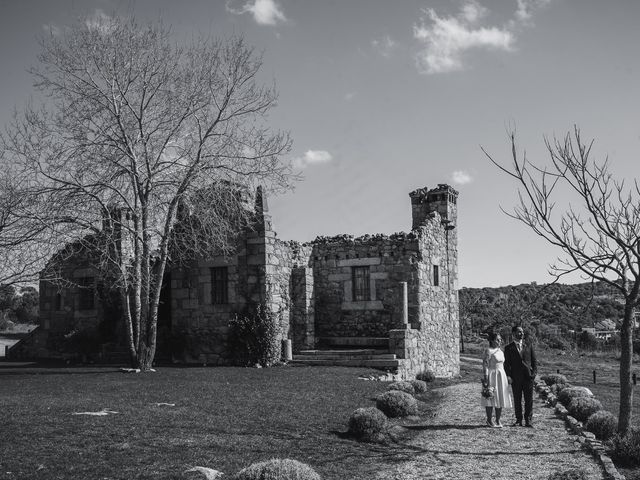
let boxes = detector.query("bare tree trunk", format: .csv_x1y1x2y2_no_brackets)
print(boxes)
619,301,635,434
122,289,138,365
137,332,156,371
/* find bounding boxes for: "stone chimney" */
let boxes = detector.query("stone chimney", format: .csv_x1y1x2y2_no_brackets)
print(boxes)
409,184,458,230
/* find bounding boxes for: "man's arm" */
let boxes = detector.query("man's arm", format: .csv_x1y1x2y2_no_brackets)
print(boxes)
504,344,512,378
530,345,537,378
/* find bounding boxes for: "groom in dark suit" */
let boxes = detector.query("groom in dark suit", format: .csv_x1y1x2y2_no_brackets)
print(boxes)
505,325,537,427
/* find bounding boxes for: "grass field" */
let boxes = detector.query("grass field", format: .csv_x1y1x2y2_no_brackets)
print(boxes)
0,363,438,480
2,346,638,480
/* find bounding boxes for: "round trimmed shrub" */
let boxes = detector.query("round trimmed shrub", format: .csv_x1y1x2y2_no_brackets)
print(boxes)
416,370,435,382
233,458,321,480
568,397,602,422
348,407,388,441
387,381,415,395
541,373,568,387
557,387,592,407
609,428,640,466
376,390,418,418
550,382,572,395
585,410,618,441
410,379,428,394
547,468,589,480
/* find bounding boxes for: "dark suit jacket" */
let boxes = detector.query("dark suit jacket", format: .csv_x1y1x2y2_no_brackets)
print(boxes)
504,341,537,382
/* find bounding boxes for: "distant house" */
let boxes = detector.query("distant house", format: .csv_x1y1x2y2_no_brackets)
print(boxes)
583,318,618,340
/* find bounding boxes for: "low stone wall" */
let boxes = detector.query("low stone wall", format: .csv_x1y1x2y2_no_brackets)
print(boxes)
389,327,459,380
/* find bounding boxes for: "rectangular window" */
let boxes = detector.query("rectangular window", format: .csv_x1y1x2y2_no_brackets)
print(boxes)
78,277,95,310
433,265,440,287
352,266,370,301
211,267,228,305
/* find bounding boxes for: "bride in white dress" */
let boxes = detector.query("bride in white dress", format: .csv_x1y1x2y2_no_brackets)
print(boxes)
481,331,513,427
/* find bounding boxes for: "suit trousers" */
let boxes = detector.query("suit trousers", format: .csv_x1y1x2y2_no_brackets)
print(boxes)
511,377,534,423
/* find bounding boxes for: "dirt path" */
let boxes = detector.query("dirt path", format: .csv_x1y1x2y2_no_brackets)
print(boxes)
374,357,607,480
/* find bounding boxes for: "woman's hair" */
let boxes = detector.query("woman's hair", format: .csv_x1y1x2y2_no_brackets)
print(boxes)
487,331,498,344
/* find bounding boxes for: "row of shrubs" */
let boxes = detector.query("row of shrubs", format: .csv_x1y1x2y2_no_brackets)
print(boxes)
347,371,435,442
214,371,436,479
541,373,640,467
187,458,322,480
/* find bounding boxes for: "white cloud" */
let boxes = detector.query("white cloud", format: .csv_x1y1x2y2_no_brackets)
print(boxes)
514,0,552,23
226,0,287,26
85,9,118,34
293,150,333,169
461,0,488,23
344,92,356,101
414,0,553,75
414,2,513,75
371,35,398,58
452,170,474,185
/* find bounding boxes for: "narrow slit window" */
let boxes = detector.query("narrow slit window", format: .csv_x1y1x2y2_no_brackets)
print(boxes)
352,266,370,301
433,265,440,287
211,267,229,305
55,293,62,311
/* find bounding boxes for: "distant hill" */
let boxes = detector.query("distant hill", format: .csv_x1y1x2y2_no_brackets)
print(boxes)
459,281,625,336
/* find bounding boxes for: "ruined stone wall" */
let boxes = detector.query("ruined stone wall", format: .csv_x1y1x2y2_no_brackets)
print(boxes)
266,239,314,351
168,228,316,364
307,233,421,342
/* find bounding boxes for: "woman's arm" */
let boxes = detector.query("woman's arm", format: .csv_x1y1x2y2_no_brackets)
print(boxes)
482,348,490,380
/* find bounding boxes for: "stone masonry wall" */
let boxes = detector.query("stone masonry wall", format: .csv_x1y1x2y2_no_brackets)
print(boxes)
307,233,421,342
388,210,459,378
416,212,459,377
169,253,242,364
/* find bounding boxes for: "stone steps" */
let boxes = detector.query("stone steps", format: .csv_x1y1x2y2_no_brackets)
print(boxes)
318,337,389,348
291,348,398,369
290,357,399,368
295,351,397,361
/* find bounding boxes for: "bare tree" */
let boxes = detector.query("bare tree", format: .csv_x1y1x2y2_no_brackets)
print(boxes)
0,170,54,286
484,127,639,434
0,16,294,370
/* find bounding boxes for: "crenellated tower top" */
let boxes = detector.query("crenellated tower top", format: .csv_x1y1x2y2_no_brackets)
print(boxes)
409,184,458,231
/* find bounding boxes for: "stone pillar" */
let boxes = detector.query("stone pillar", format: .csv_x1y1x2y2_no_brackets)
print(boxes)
290,266,315,351
401,281,409,328
282,339,292,361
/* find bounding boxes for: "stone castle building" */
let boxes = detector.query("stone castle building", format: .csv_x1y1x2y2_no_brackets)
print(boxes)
14,184,460,379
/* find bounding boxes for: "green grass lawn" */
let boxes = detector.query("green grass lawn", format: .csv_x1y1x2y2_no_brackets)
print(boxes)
3,348,638,480
0,363,432,480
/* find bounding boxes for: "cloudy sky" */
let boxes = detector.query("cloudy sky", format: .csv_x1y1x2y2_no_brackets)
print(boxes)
1,0,639,288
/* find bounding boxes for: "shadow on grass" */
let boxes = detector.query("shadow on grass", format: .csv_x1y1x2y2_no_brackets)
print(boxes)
0,361,124,376
402,424,488,431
